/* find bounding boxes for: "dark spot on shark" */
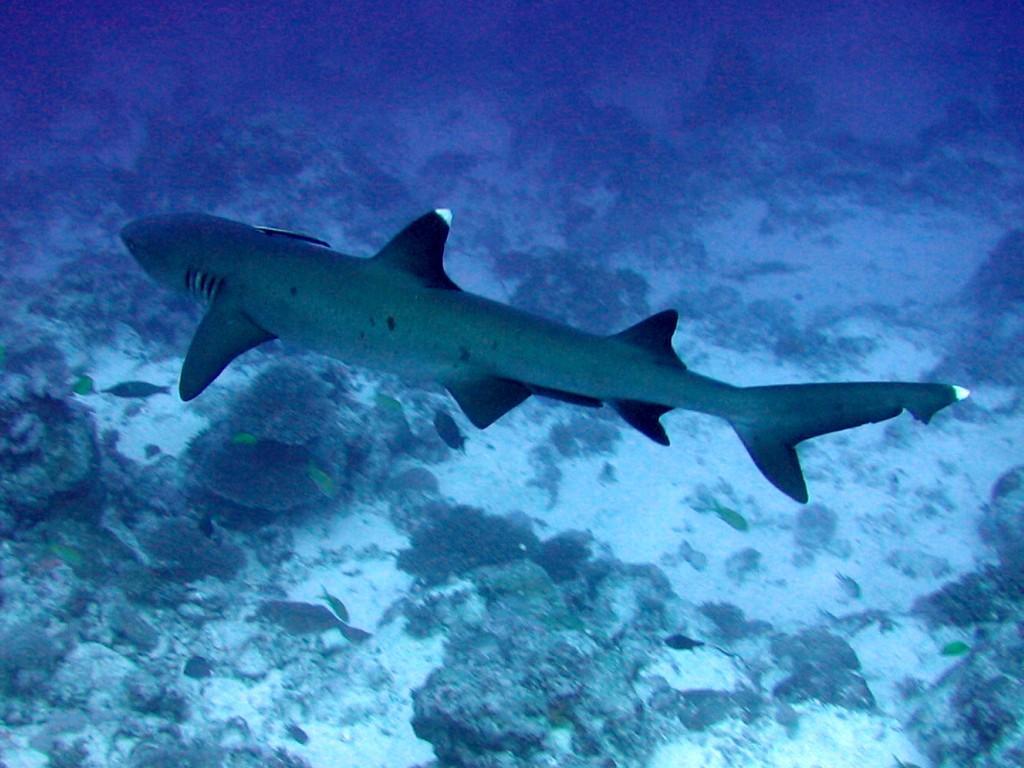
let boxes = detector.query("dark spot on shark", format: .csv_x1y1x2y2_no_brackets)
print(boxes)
290,286,297,297
459,346,471,362
387,316,396,331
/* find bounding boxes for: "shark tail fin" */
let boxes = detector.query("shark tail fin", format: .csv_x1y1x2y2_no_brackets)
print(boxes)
729,382,967,503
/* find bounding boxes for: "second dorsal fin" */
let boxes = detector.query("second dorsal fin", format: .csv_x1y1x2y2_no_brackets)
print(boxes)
373,209,460,290
612,310,685,370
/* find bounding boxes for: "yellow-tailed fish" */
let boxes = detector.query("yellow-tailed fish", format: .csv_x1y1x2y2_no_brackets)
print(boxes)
374,393,405,415
72,375,94,396
49,543,85,570
231,431,260,445
307,462,336,497
941,640,970,657
696,498,749,532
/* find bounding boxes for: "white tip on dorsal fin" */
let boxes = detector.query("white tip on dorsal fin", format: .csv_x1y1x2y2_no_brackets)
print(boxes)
952,385,970,401
373,210,460,291
435,208,453,226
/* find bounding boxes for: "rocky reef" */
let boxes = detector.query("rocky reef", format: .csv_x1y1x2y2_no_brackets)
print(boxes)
0,375,102,526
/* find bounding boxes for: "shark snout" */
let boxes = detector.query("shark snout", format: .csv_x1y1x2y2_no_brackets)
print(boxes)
120,215,184,283
120,220,146,256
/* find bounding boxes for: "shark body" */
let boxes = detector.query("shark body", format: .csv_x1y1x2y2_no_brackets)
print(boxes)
121,210,967,502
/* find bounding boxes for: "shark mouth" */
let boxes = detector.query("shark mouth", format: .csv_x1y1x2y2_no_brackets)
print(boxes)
185,267,224,303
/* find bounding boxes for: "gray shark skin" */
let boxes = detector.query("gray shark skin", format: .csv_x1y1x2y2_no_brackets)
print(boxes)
120,210,968,502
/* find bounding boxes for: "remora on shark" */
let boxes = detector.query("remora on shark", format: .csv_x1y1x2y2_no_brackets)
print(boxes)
120,209,968,502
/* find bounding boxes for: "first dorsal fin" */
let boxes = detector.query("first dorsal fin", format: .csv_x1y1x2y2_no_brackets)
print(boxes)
179,298,277,401
612,310,685,370
373,209,460,290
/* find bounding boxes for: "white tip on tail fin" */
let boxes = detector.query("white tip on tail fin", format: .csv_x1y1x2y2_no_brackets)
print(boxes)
952,385,970,401
435,208,453,226
731,381,970,502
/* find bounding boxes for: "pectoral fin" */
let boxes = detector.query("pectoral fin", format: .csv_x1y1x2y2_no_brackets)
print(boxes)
180,300,276,400
444,375,531,428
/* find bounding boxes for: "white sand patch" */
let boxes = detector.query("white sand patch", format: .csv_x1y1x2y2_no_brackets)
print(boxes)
648,704,925,768
640,646,745,693
189,619,442,768
0,746,47,768
692,197,999,323
289,506,414,628
851,619,972,714
69,335,279,462
71,344,206,461
289,623,443,768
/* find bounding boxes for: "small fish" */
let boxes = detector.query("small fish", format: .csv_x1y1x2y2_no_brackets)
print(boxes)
49,543,85,570
836,572,861,599
320,585,350,623
665,634,705,651
72,375,94,395
256,599,370,642
433,410,466,451
339,623,372,643
374,392,405,415
231,431,260,445
0,344,6,367
307,462,336,497
257,600,343,635
941,640,970,657
102,381,170,398
700,498,748,532
693,496,749,531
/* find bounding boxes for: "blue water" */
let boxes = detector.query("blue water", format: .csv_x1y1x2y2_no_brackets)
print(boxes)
1,3,1022,767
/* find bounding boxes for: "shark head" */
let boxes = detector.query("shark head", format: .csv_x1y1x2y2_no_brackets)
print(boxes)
121,213,252,302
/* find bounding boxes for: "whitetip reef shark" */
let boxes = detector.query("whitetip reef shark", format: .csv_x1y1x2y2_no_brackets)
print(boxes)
120,210,968,502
